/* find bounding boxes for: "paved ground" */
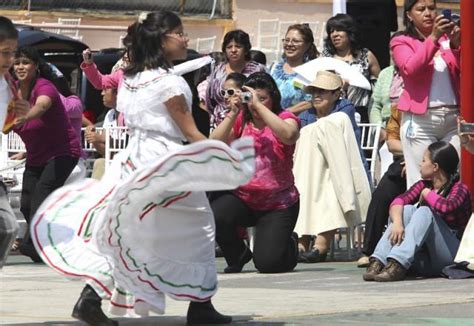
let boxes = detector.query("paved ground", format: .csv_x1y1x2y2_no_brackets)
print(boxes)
1,255,474,326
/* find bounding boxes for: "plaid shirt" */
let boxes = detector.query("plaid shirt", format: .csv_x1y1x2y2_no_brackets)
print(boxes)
392,180,472,231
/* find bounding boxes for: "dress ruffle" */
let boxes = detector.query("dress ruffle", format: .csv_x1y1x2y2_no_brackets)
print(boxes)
31,138,255,316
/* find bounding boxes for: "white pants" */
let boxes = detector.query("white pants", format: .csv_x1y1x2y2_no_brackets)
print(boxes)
400,107,460,188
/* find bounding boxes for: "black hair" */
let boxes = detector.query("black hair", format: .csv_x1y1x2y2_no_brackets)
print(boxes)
0,16,18,43
427,141,459,198
225,72,246,89
399,0,438,40
240,72,282,127
123,11,182,76
249,50,267,66
285,23,319,61
14,46,57,100
221,29,252,61
324,14,362,57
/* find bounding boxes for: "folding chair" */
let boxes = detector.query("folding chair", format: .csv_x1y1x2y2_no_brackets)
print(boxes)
196,36,217,54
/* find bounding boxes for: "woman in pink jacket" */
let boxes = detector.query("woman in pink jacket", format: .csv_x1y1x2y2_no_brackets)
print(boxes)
391,0,460,187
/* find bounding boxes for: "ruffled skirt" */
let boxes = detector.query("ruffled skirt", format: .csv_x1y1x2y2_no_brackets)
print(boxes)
30,138,254,316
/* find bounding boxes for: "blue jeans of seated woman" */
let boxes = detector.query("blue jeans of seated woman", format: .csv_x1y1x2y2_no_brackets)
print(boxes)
372,205,460,277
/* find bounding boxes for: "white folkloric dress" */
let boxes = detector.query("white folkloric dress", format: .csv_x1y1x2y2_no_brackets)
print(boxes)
30,69,255,317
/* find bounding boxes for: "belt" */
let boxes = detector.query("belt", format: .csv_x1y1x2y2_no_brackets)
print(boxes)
428,105,459,110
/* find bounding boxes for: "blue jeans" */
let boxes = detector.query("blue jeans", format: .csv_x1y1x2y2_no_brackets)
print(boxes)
372,205,460,276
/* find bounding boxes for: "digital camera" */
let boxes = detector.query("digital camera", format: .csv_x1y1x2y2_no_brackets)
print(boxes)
240,92,252,103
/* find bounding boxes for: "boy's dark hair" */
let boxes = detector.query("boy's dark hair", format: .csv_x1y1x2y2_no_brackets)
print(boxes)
249,50,267,66
225,72,246,89
0,16,18,42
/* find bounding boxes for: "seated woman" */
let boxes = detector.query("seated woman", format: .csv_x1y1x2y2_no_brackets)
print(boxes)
363,141,472,282
210,72,300,274
294,70,372,263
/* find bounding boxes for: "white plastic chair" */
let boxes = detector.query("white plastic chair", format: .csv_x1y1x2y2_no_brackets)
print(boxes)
104,127,129,168
12,19,32,24
57,18,81,26
41,22,60,34
196,36,217,54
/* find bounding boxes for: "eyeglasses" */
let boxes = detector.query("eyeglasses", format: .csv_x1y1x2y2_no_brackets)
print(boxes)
0,50,16,58
220,88,239,98
166,32,189,40
282,38,304,45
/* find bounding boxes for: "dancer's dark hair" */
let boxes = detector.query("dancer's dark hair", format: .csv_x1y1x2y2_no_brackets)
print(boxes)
123,11,182,75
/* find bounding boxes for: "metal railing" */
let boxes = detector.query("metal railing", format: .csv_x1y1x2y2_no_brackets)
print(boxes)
0,0,232,19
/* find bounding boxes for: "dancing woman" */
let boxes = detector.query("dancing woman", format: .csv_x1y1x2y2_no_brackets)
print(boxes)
30,11,254,325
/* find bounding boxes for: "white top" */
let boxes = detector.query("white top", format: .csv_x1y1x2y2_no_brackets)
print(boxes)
0,76,11,129
117,69,192,141
102,109,119,128
428,40,458,107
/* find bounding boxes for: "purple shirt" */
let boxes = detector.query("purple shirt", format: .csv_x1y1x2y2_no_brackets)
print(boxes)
391,180,472,231
13,78,81,166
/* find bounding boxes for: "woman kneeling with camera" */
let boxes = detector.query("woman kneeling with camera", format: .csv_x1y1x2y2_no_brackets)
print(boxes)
210,72,301,274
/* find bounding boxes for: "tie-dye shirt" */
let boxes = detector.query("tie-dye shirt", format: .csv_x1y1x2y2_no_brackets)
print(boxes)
232,110,300,211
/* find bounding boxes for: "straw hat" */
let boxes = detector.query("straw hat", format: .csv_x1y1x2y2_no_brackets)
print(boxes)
304,70,343,93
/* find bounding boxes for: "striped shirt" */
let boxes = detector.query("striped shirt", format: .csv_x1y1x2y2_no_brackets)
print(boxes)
391,180,472,231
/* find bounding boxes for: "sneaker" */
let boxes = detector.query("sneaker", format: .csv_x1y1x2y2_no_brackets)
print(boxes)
362,257,384,281
374,258,407,282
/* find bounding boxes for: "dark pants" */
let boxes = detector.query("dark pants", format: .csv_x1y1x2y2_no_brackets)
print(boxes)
0,181,18,268
362,157,406,256
212,192,299,273
356,106,369,124
21,156,78,244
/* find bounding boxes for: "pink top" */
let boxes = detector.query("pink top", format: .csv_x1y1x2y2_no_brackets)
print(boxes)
390,34,460,115
60,94,87,158
233,110,300,211
13,78,82,166
80,62,123,90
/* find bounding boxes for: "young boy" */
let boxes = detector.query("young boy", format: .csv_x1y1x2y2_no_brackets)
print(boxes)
0,15,19,268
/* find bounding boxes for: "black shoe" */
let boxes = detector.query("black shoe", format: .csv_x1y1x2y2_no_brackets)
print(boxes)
215,244,224,258
187,300,232,325
298,248,327,264
18,243,42,263
72,285,118,326
224,246,252,273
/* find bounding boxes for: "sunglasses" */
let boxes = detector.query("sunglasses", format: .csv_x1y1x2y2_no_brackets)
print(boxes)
219,88,240,98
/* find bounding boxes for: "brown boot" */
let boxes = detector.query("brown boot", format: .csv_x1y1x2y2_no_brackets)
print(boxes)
362,257,385,281
374,258,407,282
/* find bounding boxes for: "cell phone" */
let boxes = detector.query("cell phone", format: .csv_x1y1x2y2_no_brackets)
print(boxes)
459,121,474,135
442,9,452,21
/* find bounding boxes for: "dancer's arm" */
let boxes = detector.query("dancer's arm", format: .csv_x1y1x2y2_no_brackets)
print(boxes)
166,94,206,143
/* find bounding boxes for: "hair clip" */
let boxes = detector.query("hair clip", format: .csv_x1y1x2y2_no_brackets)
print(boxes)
138,12,149,24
